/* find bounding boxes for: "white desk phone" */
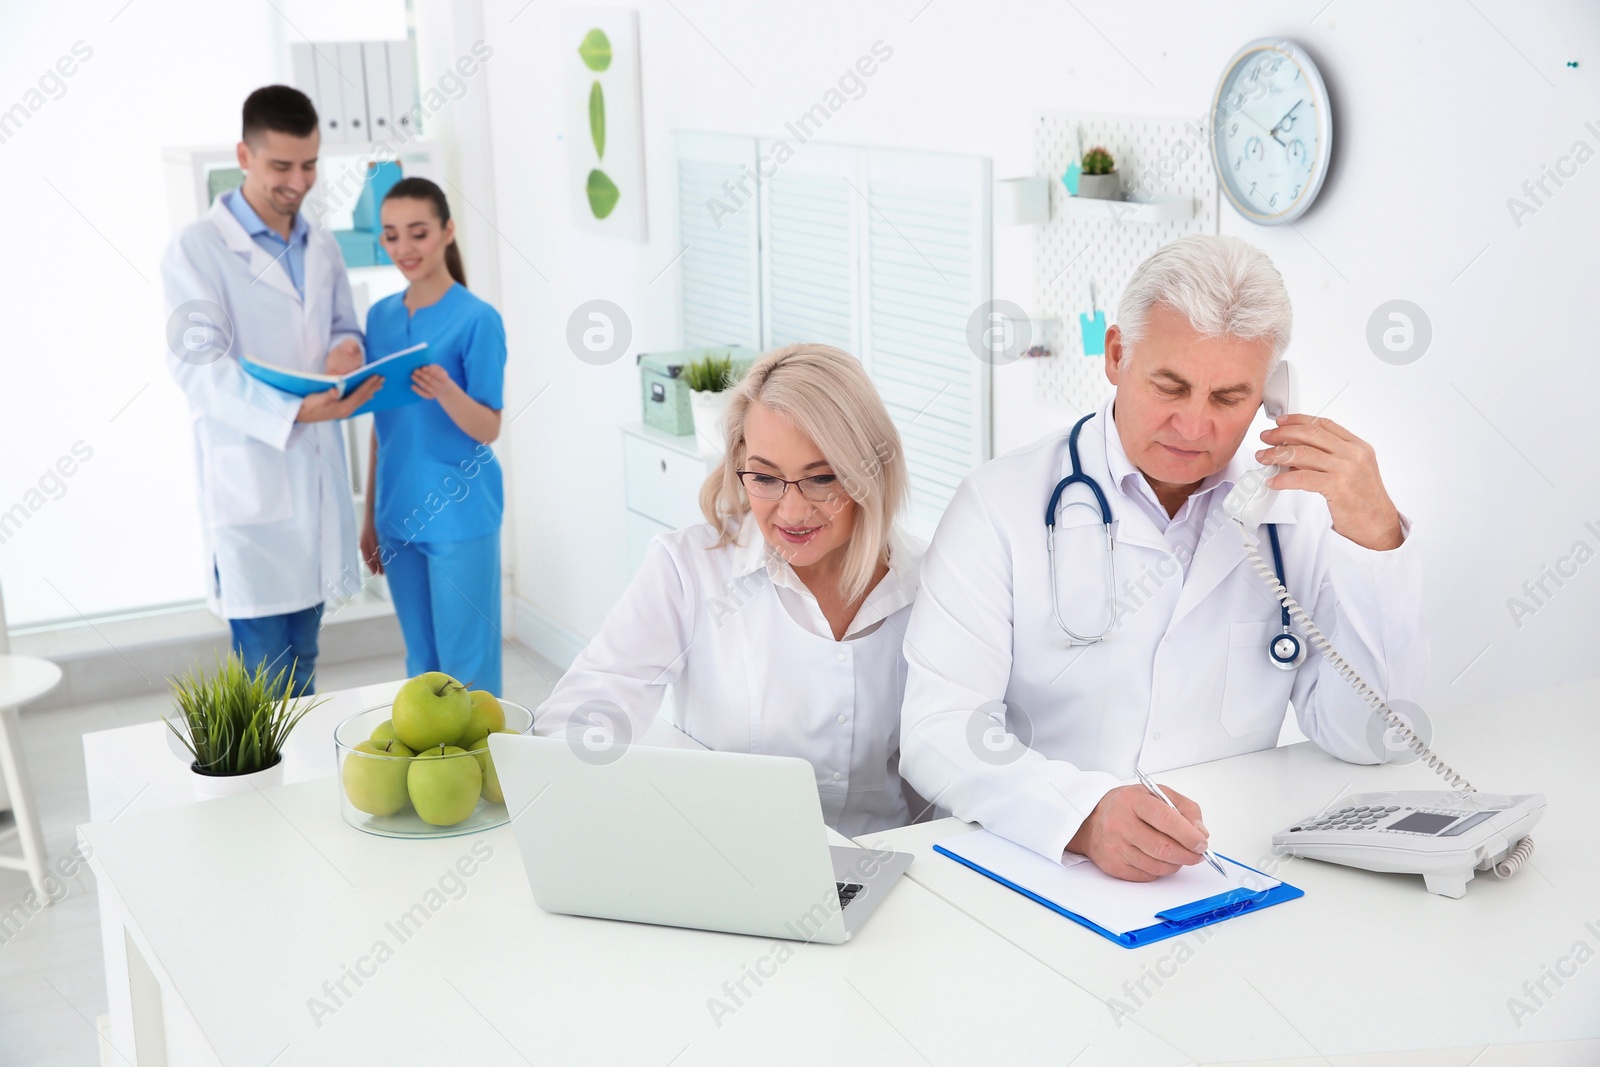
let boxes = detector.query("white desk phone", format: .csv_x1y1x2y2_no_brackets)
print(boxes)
1221,362,1545,898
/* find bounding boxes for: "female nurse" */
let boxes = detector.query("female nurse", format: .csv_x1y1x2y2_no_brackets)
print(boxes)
536,344,925,836
359,177,506,696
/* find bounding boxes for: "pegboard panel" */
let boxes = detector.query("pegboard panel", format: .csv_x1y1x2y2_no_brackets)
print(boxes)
1032,112,1219,413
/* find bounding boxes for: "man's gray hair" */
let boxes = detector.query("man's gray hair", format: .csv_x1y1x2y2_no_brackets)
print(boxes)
1116,234,1292,366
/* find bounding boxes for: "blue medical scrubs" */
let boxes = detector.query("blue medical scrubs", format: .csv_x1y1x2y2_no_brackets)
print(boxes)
365,283,506,696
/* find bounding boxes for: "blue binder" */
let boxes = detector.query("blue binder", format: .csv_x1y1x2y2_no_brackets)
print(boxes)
241,343,431,417
933,835,1303,949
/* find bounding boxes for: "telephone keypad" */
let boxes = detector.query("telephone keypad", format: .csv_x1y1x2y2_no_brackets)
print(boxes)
1291,804,1404,833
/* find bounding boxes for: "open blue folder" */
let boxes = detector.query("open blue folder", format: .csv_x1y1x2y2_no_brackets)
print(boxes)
933,829,1303,949
241,343,431,417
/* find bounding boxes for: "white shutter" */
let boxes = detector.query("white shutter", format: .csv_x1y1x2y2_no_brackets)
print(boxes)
678,135,992,539
675,132,761,347
758,141,859,354
861,150,993,537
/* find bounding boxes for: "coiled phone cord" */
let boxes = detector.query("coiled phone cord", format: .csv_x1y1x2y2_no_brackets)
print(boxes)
1234,521,1535,877
1491,835,1535,878
1235,521,1536,883
1234,522,1471,788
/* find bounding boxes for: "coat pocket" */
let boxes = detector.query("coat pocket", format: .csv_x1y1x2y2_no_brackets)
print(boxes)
205,441,293,527
1219,619,1290,739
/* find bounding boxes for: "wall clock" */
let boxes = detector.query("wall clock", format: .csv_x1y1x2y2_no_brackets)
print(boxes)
1210,38,1333,225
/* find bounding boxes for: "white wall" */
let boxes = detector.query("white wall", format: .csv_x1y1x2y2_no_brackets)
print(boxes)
487,0,1598,714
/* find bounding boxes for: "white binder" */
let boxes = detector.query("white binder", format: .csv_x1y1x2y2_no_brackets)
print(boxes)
312,45,349,142
337,42,370,143
361,42,393,142
386,40,418,140
289,42,319,115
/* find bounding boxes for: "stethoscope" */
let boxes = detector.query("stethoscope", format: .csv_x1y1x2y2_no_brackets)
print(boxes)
1045,412,1306,670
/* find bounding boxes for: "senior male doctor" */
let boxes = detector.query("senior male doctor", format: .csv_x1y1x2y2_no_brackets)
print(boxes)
899,235,1427,881
162,86,379,695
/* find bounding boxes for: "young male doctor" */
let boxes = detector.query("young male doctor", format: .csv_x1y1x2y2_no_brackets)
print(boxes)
162,86,380,695
899,235,1427,881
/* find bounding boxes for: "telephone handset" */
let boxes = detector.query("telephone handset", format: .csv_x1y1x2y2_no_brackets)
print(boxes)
1221,359,1296,529
1219,361,1545,896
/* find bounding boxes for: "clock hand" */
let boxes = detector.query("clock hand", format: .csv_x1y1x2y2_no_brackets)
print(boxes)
1229,93,1282,143
1268,100,1302,138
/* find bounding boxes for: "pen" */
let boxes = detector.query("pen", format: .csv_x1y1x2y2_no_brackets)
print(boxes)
1133,766,1226,877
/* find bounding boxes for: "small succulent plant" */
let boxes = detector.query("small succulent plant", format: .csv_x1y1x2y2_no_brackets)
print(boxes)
1081,147,1116,176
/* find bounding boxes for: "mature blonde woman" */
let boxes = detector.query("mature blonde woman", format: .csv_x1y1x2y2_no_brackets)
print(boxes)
535,344,922,835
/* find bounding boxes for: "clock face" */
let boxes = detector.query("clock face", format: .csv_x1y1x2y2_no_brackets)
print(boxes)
1211,39,1332,225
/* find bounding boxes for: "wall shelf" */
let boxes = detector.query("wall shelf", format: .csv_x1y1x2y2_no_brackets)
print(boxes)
1057,193,1194,225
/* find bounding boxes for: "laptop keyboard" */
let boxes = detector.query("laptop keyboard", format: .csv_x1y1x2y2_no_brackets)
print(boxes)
836,882,864,908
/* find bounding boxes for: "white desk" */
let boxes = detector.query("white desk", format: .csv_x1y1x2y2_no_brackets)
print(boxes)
862,677,1600,1065
81,680,1187,1066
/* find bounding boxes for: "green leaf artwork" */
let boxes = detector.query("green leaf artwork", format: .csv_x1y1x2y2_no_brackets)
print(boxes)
586,169,620,219
589,81,606,159
578,28,612,72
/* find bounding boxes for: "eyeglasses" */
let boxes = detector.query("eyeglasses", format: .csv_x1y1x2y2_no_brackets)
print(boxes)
735,470,846,503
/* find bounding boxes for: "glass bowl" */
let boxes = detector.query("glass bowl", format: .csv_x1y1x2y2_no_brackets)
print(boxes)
333,699,533,838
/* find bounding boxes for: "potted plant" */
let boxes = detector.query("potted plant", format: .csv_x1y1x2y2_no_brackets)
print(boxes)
165,654,321,800
1077,146,1122,201
683,350,740,454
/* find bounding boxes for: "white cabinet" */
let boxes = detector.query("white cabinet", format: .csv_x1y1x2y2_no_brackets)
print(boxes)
621,424,718,572
625,510,672,572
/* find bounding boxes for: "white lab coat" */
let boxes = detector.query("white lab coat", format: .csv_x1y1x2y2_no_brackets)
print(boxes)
536,516,924,837
900,398,1429,862
161,196,362,619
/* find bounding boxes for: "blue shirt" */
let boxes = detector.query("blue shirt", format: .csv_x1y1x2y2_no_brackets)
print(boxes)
222,188,309,297
366,283,507,545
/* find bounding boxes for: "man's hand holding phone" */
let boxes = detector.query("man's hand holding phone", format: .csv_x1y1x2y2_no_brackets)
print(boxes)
1257,414,1403,551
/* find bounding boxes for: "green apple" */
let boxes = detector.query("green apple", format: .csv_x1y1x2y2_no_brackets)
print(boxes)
456,691,507,748
341,738,414,816
407,745,482,825
391,672,471,751
467,731,511,804
369,719,399,745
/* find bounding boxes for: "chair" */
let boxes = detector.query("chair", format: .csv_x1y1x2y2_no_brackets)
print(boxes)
0,582,61,902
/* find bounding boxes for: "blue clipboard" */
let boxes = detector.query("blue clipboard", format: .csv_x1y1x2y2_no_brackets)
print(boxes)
933,840,1303,949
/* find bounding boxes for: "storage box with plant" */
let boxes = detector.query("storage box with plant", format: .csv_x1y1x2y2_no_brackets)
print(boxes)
636,345,758,436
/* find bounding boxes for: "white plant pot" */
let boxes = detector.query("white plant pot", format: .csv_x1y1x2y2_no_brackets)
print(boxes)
1076,172,1123,201
190,756,285,801
689,389,733,455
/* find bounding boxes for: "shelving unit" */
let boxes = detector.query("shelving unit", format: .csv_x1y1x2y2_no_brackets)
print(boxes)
161,139,443,229
1056,193,1195,225
1032,113,1220,412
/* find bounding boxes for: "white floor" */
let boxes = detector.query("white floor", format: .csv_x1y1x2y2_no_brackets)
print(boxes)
0,641,562,1067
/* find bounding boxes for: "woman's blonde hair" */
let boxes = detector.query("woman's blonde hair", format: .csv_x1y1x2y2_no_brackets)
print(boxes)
700,343,906,604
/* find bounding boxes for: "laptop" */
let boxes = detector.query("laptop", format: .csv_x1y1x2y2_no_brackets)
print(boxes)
489,734,914,944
